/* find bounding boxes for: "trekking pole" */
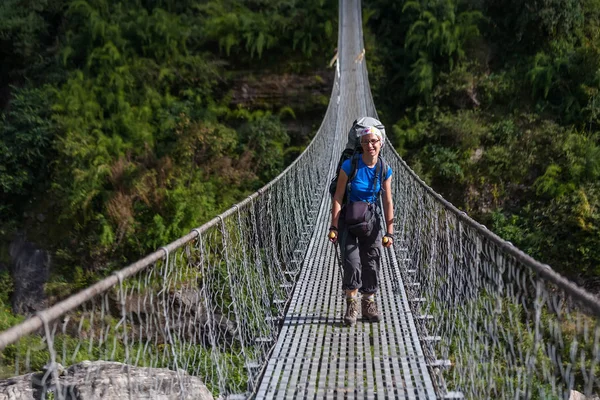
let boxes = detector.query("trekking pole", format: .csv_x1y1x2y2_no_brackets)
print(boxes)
329,229,343,280
333,242,343,282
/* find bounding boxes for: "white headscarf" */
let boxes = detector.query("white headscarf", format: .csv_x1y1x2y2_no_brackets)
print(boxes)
358,126,385,147
344,117,387,150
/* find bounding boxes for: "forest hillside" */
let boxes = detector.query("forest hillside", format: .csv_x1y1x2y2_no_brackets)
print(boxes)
365,0,600,290
0,0,336,316
1,0,599,323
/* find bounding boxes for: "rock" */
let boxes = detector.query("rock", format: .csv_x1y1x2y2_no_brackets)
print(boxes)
9,234,51,315
112,286,237,345
0,374,35,400
0,361,214,400
569,390,600,400
42,362,65,376
570,391,586,400
229,71,332,112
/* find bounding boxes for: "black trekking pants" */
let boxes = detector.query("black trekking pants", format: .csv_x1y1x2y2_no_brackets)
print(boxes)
338,209,382,294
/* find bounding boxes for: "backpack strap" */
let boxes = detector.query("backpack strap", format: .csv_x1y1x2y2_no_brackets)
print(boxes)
380,157,388,193
374,157,389,203
371,159,382,203
345,153,361,204
348,153,360,181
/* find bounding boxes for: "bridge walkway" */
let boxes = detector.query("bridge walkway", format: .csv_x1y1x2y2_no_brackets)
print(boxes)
255,192,436,399
255,0,437,397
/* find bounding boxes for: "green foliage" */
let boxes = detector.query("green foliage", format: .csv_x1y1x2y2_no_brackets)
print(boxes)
481,0,587,54
402,0,483,101
427,145,464,181
0,273,21,335
528,40,600,127
440,292,585,399
367,0,600,282
0,86,56,225
0,0,330,286
399,109,600,278
238,114,290,182
0,0,67,82
403,0,482,62
196,1,278,58
490,211,527,246
0,272,12,308
0,0,46,59
194,0,336,67
45,266,99,301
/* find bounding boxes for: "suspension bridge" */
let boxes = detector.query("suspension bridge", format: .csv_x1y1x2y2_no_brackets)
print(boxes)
1,0,599,399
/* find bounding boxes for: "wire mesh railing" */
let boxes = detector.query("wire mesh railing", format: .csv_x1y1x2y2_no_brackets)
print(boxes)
384,143,600,399
0,77,338,398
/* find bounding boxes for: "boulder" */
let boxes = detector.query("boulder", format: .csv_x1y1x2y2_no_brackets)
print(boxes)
8,235,50,315
112,286,237,346
569,390,600,400
0,361,214,400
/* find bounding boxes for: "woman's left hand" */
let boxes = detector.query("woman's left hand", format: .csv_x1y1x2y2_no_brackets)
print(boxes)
382,233,393,248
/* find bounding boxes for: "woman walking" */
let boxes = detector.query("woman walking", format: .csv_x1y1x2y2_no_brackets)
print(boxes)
329,123,394,326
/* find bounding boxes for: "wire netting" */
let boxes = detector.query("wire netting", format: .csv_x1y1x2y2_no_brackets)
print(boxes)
384,145,600,399
0,86,338,398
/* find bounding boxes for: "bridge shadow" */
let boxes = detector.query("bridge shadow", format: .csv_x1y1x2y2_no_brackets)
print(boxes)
282,316,346,327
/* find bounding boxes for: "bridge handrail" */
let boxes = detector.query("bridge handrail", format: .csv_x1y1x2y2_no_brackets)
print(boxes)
384,144,600,316
0,81,335,351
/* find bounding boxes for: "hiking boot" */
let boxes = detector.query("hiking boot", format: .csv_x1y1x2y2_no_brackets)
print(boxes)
344,297,359,326
361,296,381,322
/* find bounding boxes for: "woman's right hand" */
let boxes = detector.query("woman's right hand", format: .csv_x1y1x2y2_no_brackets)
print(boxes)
328,226,338,243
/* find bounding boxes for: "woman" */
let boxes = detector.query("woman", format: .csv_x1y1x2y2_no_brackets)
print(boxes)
329,125,394,326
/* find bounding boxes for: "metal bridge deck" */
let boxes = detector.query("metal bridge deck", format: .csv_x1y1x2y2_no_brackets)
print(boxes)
255,0,436,397
255,194,436,399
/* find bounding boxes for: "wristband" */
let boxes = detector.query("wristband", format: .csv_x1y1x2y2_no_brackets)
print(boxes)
330,226,338,231
384,233,393,239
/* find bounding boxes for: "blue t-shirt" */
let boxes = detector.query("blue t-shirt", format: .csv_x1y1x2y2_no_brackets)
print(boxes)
341,157,392,203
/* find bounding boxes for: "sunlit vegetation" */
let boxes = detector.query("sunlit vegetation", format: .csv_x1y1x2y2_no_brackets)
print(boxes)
365,0,600,285
0,0,336,290
1,0,597,324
